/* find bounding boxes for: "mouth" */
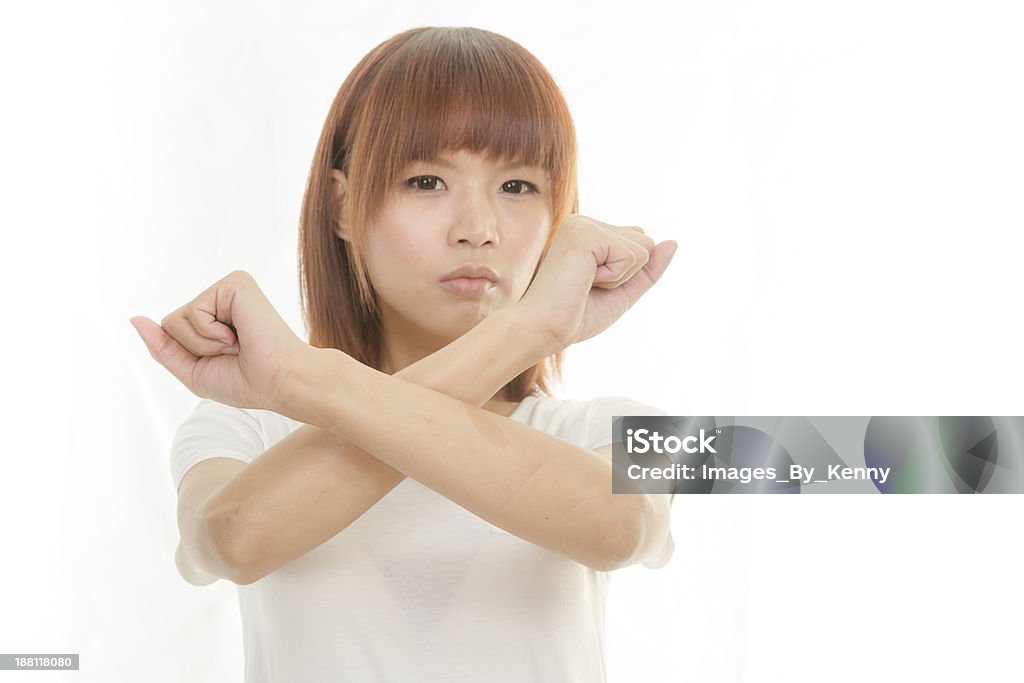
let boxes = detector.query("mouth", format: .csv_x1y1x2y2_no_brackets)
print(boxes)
439,277,497,298
439,264,500,298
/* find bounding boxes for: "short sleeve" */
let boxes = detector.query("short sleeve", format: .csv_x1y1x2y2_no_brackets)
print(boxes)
583,396,676,570
169,398,266,493
583,395,670,451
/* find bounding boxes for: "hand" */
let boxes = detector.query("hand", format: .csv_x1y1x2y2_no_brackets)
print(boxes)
516,214,677,352
129,270,311,413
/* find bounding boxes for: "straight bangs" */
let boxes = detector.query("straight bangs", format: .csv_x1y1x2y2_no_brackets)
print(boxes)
364,41,571,181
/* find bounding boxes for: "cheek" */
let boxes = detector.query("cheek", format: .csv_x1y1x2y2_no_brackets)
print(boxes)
508,218,552,285
522,212,553,260
364,226,434,292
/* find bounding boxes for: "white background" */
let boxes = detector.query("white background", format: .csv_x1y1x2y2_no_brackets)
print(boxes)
1,1,1022,681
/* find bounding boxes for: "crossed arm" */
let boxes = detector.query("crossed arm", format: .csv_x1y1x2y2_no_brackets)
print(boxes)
185,306,671,583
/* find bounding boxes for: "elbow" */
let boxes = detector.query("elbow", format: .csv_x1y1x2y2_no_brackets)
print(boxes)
203,505,264,585
584,497,649,573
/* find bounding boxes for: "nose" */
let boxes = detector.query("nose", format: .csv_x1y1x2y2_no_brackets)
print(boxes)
448,188,500,248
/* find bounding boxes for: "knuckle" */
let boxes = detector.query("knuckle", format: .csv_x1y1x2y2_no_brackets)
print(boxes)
183,307,205,328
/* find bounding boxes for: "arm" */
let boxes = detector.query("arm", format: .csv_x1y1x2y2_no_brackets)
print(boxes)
196,304,546,584
134,217,677,576
278,306,661,572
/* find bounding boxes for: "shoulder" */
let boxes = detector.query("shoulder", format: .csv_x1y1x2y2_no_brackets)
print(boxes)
169,399,301,491
176,399,300,441
522,393,667,419
513,393,669,450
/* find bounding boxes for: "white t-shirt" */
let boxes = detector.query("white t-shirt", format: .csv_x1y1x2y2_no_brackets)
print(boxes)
170,393,676,682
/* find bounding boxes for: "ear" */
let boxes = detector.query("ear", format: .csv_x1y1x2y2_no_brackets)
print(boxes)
329,169,352,241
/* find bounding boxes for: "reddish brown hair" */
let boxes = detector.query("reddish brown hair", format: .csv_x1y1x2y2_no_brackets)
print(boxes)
298,26,578,400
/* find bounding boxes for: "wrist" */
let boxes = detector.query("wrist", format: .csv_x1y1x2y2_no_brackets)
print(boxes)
490,304,561,365
504,300,565,359
271,344,350,424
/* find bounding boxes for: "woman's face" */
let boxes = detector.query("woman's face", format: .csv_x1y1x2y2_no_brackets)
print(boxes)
361,148,553,351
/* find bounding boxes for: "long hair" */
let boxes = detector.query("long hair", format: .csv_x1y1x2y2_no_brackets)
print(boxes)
298,26,578,400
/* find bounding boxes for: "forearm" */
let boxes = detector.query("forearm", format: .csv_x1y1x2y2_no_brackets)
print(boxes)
285,325,643,572
205,306,547,583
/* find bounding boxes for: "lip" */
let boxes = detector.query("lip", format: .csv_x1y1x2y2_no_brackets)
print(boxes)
439,265,499,298
440,265,499,283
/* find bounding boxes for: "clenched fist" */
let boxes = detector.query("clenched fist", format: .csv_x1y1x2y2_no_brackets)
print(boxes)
516,215,677,352
130,270,310,413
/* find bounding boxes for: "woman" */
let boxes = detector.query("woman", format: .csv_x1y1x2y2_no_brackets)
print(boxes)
131,26,677,682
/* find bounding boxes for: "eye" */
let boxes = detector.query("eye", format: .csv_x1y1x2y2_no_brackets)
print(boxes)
406,175,447,191
500,180,539,195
